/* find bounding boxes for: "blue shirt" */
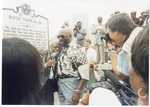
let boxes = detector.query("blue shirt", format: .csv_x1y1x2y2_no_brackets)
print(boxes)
76,28,87,41
117,50,128,76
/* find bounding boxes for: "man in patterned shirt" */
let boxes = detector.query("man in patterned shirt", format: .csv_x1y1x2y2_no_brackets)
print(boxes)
57,27,89,105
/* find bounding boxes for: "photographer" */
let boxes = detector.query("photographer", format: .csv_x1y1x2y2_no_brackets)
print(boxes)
89,25,149,106
81,39,105,92
91,17,106,63
138,10,149,26
106,13,143,81
78,13,143,105
73,21,87,47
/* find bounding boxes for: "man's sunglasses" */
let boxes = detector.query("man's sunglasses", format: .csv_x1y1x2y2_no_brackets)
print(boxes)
57,35,65,39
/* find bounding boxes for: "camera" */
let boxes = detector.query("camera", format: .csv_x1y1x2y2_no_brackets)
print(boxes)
89,64,94,68
101,33,112,42
74,25,79,31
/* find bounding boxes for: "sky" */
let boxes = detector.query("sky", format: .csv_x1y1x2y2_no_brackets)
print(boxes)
2,0,150,39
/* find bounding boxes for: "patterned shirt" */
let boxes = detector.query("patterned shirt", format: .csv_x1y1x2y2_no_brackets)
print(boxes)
58,40,89,80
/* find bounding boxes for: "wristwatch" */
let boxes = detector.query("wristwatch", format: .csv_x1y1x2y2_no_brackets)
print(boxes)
75,89,81,94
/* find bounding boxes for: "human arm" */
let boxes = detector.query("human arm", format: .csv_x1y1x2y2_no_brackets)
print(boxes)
93,70,101,81
90,64,101,82
71,48,89,105
92,25,106,35
78,90,90,105
44,60,55,69
77,29,87,36
109,49,126,79
72,79,87,105
80,31,87,36
89,64,101,82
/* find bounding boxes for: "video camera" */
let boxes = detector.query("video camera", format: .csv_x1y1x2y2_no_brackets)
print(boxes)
74,25,79,31
101,33,112,42
89,70,138,105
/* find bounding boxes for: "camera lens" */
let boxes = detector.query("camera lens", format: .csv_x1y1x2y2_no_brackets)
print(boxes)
101,33,111,42
89,64,94,68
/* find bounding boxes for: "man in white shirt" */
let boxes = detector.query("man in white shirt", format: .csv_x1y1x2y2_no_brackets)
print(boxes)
82,39,105,92
82,39,96,64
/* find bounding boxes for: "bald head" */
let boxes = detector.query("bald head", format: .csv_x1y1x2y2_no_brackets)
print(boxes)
58,27,73,47
59,27,73,37
64,21,69,26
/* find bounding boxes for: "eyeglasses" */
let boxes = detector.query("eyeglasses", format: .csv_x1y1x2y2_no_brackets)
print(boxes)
57,35,65,39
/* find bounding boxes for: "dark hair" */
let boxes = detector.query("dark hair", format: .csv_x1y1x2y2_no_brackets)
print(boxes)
77,21,82,24
131,25,149,93
2,37,43,104
97,16,102,20
107,13,137,37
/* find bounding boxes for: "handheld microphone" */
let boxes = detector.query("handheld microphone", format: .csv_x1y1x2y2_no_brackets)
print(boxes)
104,70,124,88
51,53,57,60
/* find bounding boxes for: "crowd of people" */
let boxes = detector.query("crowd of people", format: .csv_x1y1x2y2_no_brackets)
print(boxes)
2,10,149,105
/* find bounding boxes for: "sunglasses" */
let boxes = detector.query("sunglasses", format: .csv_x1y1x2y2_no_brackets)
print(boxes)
57,35,65,39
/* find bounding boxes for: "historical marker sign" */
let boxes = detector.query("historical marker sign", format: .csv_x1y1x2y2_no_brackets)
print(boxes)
3,4,49,50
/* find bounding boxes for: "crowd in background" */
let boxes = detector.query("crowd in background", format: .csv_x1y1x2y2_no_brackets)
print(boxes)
2,10,149,105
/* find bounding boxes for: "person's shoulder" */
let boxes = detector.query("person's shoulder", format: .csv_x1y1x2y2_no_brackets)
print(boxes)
69,43,82,52
81,28,86,31
89,87,122,105
134,26,143,32
69,41,82,49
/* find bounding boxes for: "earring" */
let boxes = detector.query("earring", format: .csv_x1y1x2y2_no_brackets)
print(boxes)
138,88,147,99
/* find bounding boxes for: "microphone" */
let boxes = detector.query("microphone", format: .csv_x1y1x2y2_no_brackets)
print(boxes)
105,70,124,88
51,53,57,60
104,70,134,91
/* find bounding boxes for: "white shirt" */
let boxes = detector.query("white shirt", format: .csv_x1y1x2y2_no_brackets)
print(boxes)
82,47,96,64
89,87,122,105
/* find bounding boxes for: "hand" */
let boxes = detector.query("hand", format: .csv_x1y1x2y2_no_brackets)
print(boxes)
71,92,80,105
96,29,100,32
45,60,55,69
94,64,98,70
107,42,121,54
89,63,98,72
77,29,80,33
79,91,90,105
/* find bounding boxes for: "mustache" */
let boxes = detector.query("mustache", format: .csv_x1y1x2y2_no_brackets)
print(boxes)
59,40,64,42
